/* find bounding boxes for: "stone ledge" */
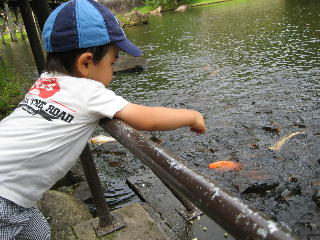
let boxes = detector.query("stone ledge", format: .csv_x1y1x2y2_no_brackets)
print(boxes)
39,190,169,240
73,203,170,240
38,190,92,240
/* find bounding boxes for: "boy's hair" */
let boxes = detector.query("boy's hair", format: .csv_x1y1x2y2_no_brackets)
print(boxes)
46,44,110,75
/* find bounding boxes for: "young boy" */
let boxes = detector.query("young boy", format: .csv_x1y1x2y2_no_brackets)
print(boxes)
0,0,206,239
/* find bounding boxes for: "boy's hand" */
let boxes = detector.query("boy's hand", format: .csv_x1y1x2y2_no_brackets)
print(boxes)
190,111,206,134
115,104,206,133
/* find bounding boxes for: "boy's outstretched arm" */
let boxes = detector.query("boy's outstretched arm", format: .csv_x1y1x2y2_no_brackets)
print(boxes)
114,103,206,134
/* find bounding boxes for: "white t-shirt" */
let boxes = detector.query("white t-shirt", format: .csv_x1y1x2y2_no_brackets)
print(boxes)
0,73,129,208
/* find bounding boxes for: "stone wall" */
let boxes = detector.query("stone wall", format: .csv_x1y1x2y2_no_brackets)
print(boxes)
98,0,144,13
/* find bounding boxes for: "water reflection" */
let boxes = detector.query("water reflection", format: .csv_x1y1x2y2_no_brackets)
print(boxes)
114,0,320,237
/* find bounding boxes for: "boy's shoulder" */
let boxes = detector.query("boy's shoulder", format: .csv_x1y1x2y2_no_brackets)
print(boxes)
39,72,103,85
30,72,105,99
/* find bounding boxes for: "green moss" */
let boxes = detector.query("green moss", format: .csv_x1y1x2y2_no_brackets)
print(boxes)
132,5,155,14
2,32,27,42
186,0,229,6
116,13,131,27
100,231,117,240
134,0,233,13
0,65,24,118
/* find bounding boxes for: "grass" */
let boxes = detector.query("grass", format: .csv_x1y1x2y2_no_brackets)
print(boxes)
0,65,24,118
186,0,230,6
134,3,176,13
116,14,132,26
134,0,231,13
1,32,26,42
132,5,155,14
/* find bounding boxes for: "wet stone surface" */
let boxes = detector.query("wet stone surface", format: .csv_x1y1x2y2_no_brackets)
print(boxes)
239,179,280,195
127,170,235,240
313,187,320,208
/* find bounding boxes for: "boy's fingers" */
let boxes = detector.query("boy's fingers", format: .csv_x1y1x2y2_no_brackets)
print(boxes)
191,127,206,134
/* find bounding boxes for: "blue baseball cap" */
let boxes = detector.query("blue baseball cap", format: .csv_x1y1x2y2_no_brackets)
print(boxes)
42,0,142,56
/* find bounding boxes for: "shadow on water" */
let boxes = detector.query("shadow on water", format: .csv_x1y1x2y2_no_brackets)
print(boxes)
1,0,320,238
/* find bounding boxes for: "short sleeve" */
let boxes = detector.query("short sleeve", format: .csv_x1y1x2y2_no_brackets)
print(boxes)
87,84,129,120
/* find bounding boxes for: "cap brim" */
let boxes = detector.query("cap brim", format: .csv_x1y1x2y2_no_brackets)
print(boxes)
115,39,142,57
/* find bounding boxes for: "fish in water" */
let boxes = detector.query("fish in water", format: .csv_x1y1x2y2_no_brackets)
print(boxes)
208,161,241,170
88,135,117,145
269,131,305,151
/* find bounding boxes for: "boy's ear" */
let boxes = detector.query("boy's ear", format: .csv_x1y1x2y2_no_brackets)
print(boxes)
74,52,94,78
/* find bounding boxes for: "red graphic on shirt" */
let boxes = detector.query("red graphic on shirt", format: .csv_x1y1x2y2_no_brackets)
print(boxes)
29,77,60,99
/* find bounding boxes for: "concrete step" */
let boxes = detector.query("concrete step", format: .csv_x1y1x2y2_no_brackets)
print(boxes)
127,169,235,240
39,190,170,240
73,203,170,240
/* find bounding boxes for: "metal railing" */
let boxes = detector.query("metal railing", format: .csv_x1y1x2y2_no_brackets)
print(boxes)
79,118,297,240
79,144,125,236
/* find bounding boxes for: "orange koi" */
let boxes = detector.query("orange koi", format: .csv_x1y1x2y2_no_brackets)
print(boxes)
208,161,241,170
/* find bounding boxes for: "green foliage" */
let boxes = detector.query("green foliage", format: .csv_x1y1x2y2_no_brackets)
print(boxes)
116,13,131,26
184,0,225,6
2,32,26,42
132,5,155,14
0,65,23,118
143,0,174,8
136,0,225,12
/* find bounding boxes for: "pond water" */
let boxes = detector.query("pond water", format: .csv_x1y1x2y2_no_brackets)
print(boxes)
1,0,320,238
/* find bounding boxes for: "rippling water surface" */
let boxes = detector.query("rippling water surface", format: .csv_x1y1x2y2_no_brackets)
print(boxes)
1,0,320,238
113,0,320,237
